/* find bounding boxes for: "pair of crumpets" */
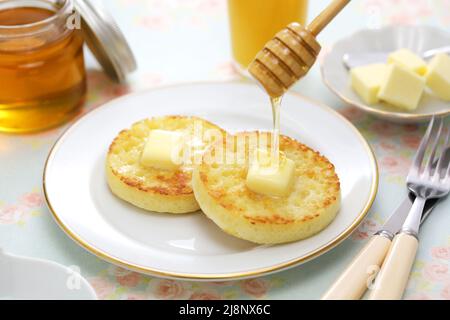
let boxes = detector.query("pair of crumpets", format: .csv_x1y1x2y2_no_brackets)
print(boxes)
106,116,340,244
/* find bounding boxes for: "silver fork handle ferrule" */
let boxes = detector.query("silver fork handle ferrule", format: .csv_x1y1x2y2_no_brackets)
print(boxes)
374,230,395,240
400,196,426,238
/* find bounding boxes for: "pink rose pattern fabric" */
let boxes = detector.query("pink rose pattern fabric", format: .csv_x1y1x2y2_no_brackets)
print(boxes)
1,0,450,300
86,266,280,300
0,192,44,225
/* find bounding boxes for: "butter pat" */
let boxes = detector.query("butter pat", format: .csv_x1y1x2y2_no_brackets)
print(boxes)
378,64,425,110
351,64,387,104
246,149,295,197
141,130,184,170
388,49,427,76
425,53,450,101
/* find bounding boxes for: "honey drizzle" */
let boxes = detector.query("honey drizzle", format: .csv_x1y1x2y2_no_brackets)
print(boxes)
270,96,283,161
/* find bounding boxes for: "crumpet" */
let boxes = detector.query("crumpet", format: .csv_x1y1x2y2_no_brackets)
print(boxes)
192,132,341,244
106,116,226,214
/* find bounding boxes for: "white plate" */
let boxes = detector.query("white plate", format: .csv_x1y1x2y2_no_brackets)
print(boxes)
43,82,378,281
321,25,450,123
0,249,97,300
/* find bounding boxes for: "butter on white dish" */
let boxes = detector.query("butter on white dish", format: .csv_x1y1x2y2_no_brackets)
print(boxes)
378,64,426,111
388,49,427,76
141,130,185,170
425,53,450,101
350,64,387,105
246,149,295,197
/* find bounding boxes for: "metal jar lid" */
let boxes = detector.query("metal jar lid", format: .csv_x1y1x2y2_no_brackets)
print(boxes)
73,0,137,83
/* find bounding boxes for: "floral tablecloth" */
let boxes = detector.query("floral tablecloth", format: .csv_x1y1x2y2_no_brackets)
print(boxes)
1,0,450,300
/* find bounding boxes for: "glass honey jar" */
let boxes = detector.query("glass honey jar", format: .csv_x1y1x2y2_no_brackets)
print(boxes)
0,0,85,133
0,0,136,133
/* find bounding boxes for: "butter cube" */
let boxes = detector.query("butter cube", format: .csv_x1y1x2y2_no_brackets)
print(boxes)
351,64,387,104
425,53,450,101
378,64,425,110
246,149,296,197
388,49,427,76
141,130,185,170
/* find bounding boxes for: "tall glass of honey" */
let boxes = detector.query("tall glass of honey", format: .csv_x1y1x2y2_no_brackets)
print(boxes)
228,0,309,73
0,0,86,133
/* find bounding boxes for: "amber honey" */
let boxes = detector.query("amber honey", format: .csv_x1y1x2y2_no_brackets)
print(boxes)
0,1,86,133
228,0,308,71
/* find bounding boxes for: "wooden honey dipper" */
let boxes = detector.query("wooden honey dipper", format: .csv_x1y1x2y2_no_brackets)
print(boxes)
249,0,351,98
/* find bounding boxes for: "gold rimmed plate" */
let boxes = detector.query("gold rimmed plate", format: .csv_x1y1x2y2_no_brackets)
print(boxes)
43,82,378,280
321,25,450,123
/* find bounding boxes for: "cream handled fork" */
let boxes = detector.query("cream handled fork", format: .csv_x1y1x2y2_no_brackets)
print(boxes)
322,196,439,300
369,117,450,300
322,118,449,300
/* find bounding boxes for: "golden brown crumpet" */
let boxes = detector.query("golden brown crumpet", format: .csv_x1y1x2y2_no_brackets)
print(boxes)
192,132,341,244
106,116,227,214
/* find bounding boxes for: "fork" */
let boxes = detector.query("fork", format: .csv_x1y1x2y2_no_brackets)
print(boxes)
369,117,450,300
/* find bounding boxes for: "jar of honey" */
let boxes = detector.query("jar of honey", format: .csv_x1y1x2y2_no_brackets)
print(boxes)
0,0,85,133
228,0,309,73
0,0,136,133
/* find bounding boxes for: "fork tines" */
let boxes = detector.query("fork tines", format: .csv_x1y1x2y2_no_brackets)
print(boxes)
413,116,450,181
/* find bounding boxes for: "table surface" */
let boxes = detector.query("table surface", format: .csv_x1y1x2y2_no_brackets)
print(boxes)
1,0,450,300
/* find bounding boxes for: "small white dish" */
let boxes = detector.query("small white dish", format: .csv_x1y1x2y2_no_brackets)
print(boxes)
43,82,378,281
321,25,450,123
0,249,97,300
